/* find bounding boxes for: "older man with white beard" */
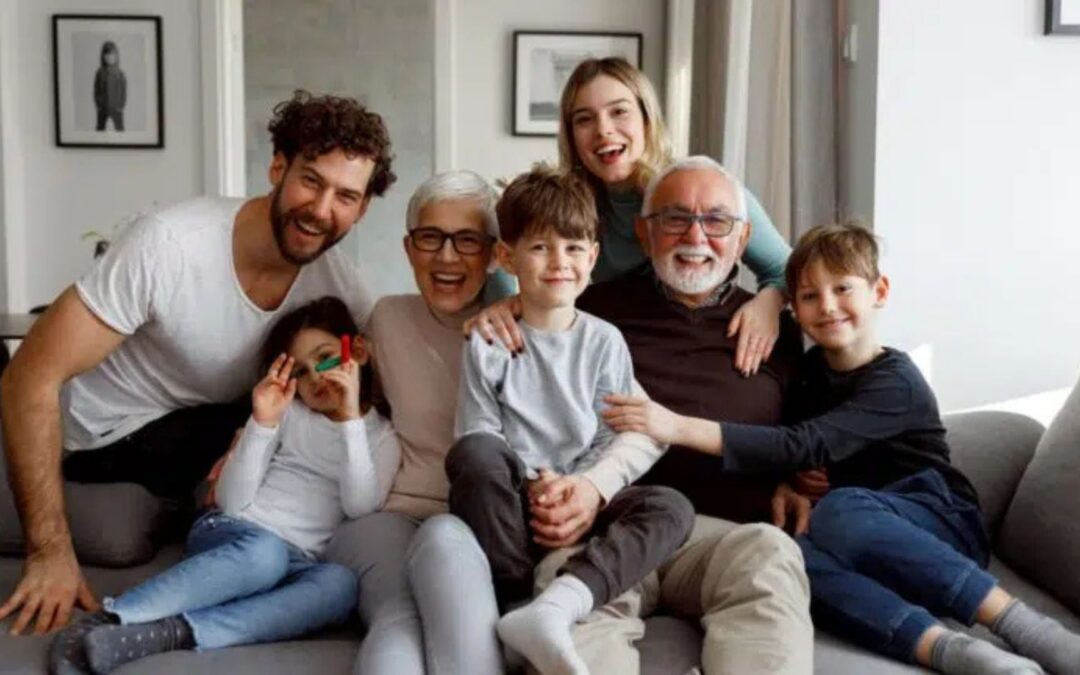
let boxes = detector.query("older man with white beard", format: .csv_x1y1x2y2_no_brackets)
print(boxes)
549,156,815,674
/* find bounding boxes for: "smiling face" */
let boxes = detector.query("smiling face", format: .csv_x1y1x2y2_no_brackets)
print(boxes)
404,199,493,315
268,149,375,266
637,168,750,306
500,228,598,313
793,259,889,365
569,75,647,189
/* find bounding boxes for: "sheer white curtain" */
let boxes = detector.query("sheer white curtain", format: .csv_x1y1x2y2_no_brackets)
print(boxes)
685,0,837,243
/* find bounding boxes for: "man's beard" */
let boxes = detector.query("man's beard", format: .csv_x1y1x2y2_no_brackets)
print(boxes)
269,185,345,265
653,245,732,295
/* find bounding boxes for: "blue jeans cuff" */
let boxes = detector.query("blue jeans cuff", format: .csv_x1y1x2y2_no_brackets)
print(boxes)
948,561,998,625
892,607,937,663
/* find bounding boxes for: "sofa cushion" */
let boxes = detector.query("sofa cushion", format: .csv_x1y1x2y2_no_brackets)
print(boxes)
997,376,1080,615
943,411,1043,538
0,452,176,566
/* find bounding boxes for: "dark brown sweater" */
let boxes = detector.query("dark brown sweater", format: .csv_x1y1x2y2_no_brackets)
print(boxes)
578,263,804,522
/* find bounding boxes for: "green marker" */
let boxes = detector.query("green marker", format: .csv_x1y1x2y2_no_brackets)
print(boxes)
313,356,342,373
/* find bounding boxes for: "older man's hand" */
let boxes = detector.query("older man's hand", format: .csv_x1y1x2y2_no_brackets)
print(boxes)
528,470,602,549
771,482,812,537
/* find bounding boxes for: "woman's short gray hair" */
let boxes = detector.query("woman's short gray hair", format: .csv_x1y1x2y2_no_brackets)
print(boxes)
641,155,747,221
405,170,499,238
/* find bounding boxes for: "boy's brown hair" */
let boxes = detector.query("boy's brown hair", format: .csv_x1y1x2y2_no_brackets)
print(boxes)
786,221,881,293
496,164,598,244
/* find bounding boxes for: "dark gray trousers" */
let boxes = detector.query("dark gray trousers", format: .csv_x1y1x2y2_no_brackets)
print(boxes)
446,432,694,612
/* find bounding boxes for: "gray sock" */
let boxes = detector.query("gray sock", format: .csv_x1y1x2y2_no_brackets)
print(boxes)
992,600,1080,675
930,631,1044,675
47,611,118,675
84,616,194,674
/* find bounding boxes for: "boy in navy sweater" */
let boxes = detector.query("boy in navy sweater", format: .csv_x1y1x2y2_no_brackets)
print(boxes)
605,223,1080,675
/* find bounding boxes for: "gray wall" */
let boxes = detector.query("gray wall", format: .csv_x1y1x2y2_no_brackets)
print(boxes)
244,0,434,300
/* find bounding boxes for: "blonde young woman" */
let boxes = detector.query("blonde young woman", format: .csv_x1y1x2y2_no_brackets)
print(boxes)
470,57,791,377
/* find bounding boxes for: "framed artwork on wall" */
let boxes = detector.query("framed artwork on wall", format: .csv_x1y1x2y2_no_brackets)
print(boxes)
53,14,164,148
512,31,642,137
1046,0,1080,34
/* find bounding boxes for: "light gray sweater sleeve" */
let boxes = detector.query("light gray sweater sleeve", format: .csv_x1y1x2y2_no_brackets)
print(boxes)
454,334,508,442
217,416,280,516
576,332,664,501
580,379,665,503
339,412,402,518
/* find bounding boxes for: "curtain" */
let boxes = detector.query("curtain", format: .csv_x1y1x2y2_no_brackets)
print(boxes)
688,0,838,243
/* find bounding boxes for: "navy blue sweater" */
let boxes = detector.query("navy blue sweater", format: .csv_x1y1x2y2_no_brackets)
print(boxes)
721,346,980,507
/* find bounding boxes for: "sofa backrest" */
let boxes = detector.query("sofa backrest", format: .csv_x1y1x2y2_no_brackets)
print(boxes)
997,376,1080,616
944,410,1043,539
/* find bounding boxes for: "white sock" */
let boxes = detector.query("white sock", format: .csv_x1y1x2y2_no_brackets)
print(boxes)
497,575,593,675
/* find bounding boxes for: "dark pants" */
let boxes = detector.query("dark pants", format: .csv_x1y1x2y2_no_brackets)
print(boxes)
797,469,996,664
446,433,695,612
96,108,124,131
63,401,251,500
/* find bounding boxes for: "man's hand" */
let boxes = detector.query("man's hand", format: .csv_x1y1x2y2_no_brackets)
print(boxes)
0,543,98,635
602,394,684,446
528,471,602,549
771,482,812,537
791,468,830,501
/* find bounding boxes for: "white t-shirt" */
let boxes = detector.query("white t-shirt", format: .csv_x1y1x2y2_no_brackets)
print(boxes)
62,197,373,450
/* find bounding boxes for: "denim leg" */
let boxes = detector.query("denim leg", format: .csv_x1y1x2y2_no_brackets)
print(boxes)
325,511,425,675
184,546,358,650
407,514,503,675
798,535,937,663
104,513,290,624
808,476,997,625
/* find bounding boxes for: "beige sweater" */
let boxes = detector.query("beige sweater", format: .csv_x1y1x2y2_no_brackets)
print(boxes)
369,294,662,519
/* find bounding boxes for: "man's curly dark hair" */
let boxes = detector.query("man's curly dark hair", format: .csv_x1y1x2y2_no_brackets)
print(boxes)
268,90,397,198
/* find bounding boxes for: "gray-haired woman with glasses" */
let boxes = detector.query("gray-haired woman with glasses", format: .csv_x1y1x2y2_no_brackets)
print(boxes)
324,170,511,675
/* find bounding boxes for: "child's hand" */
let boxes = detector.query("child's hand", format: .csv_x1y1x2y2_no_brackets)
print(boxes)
252,354,297,427
771,482,812,536
528,470,601,549
463,294,523,352
319,360,362,421
602,394,683,446
728,286,784,377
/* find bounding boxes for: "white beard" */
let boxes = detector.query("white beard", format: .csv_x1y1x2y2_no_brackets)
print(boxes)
653,245,731,295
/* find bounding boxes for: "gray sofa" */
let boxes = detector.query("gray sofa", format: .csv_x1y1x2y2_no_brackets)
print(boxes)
3,379,1079,674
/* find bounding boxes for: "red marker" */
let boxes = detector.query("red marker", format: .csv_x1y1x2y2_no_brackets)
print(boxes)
341,334,352,364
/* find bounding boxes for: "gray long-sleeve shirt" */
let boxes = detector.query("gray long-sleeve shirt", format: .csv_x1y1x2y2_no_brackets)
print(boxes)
454,311,660,500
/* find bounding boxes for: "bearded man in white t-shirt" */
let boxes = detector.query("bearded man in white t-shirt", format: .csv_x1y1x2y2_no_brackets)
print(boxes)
0,90,395,635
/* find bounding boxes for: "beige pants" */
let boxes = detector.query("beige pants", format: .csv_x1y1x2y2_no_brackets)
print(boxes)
534,516,814,675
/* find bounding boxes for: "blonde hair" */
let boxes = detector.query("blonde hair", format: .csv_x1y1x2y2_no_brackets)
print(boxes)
557,58,672,194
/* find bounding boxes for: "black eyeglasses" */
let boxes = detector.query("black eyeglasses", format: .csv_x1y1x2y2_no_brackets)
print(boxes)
644,209,743,238
407,227,495,255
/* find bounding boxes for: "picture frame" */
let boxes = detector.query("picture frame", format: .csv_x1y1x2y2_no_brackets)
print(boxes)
513,31,642,137
1045,0,1080,35
53,14,164,148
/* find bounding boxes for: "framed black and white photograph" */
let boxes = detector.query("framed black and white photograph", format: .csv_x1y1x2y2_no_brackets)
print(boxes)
513,31,642,137
1046,0,1080,34
53,14,163,148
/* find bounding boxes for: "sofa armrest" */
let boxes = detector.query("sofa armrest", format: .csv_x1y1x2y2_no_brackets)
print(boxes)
943,411,1043,539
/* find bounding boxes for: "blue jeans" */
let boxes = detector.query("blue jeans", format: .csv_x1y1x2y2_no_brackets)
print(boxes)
797,469,996,663
104,511,358,650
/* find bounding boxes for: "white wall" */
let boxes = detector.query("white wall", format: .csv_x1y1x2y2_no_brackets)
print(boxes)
873,0,1080,410
2,0,204,310
448,0,667,184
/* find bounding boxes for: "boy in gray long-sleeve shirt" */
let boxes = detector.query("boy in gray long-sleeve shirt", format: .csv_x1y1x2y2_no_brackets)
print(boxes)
447,166,694,675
